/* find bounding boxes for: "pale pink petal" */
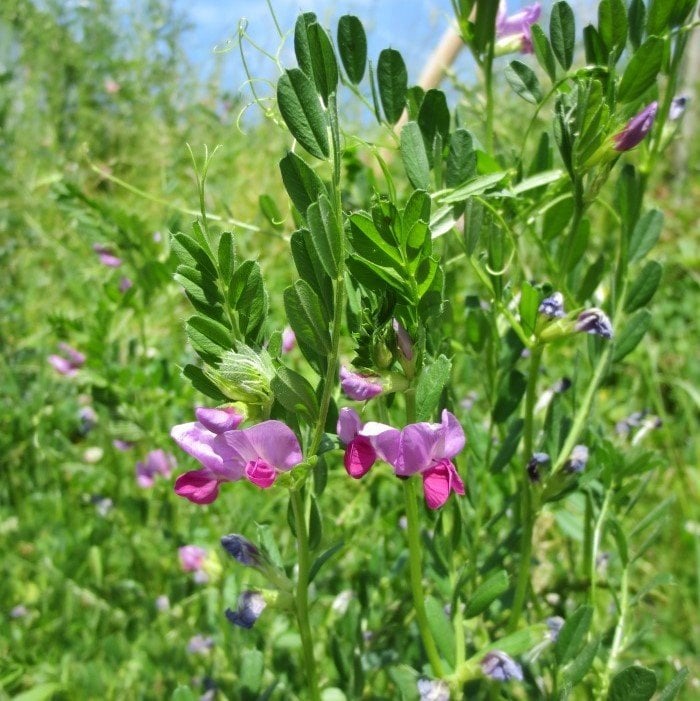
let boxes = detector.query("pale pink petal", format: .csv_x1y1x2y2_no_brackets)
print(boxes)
179,545,207,571
337,407,362,444
171,422,231,474
339,366,383,401
48,355,77,376
360,422,401,465
237,421,303,472
396,422,441,476
195,406,243,434
58,343,86,366
438,410,466,458
282,326,296,353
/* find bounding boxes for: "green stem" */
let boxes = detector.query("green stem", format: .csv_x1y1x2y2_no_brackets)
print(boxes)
483,50,495,154
290,489,321,701
403,477,445,678
600,565,629,697
589,488,612,611
508,345,543,631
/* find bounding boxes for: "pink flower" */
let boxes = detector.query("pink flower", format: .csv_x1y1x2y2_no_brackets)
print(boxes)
92,243,122,268
339,366,383,401
179,545,207,572
48,343,85,376
613,102,658,151
360,410,466,509
282,326,296,353
136,449,177,488
104,78,121,94
171,409,302,500
337,407,377,479
496,2,541,53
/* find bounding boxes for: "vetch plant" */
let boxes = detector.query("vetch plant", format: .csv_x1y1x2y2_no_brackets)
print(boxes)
166,0,698,697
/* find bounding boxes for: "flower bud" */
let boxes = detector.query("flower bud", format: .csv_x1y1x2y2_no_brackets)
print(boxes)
575,308,613,339
220,534,263,567
613,102,658,151
480,650,523,682
538,292,565,319
225,590,267,629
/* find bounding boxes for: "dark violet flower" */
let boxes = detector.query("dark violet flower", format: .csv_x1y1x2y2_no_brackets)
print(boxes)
186,634,214,655
613,102,658,151
669,95,688,121
112,439,134,451
281,326,296,353
526,452,550,483
575,308,614,339
339,366,383,401
136,449,176,488
360,410,466,509
48,343,85,377
417,678,450,701
481,650,524,682
538,292,565,318
220,534,263,568
92,243,122,268
392,318,414,361
337,407,378,479
179,545,207,573
496,2,541,54
225,590,267,629
79,405,98,434
564,444,589,474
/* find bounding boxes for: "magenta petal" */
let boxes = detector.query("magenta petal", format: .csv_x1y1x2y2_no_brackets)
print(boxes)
195,406,243,434
58,343,86,366
174,471,221,504
48,355,76,376
338,407,363,444
235,421,303,472
422,459,465,509
344,437,377,479
171,422,230,474
245,458,277,488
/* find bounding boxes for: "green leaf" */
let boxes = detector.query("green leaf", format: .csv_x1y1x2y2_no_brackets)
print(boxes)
607,665,657,701
555,605,593,665
415,355,451,421
182,364,228,401
401,190,431,248
345,256,413,303
309,541,344,583
290,229,333,321
473,0,500,54
490,419,523,473
171,232,216,276
400,121,430,190
309,495,323,550
613,309,651,362
186,315,231,360
240,648,264,694
560,637,600,687
492,370,527,423
277,68,329,160
279,152,326,220
519,281,540,335
531,24,557,81
607,517,629,566
294,12,317,77
174,265,222,307
230,260,268,342
550,1,576,70
271,366,319,423
259,194,284,231
425,597,455,666
625,260,662,312
349,212,403,267
418,89,450,147
465,570,509,618
446,129,476,188
629,209,663,261
646,0,675,34
512,170,563,195
584,24,608,65
284,280,331,359
440,172,507,204
307,22,339,106
377,48,408,125
628,0,646,49
337,15,367,84
217,231,236,282
12,684,65,701
617,37,664,103
505,60,543,104
657,666,689,701
616,163,642,239
599,0,628,61
307,194,342,277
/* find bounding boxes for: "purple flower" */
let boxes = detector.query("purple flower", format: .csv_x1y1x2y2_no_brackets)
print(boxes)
112,439,134,451
669,95,688,121
526,452,550,483
225,590,267,629
48,343,85,376
179,545,207,572
337,407,378,479
10,605,28,619
339,366,383,401
538,292,565,318
119,276,133,293
575,308,613,339
613,102,658,151
282,326,296,353
547,616,565,641
392,319,414,361
220,534,263,568
186,634,214,655
417,679,450,701
481,650,524,682
564,444,589,473
92,243,122,268
136,449,177,488
496,2,541,53
360,410,466,509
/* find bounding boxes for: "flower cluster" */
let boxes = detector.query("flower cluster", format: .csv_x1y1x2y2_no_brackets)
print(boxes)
171,407,303,504
338,408,466,509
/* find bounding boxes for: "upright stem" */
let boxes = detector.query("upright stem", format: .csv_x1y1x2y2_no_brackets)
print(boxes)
483,49,495,154
403,477,445,678
508,345,543,631
600,565,629,697
290,489,321,701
